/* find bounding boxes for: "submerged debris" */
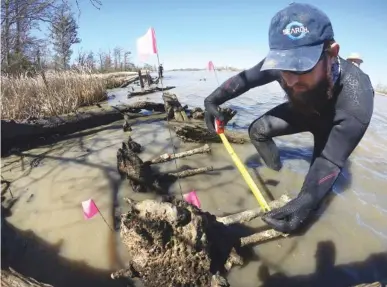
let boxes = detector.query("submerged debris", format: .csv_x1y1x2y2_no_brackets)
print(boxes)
111,195,291,286
116,143,156,193
117,143,213,193
123,114,132,132
126,136,142,153
191,107,205,119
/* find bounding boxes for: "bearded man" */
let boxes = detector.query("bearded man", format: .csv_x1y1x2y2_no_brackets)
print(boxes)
204,3,374,233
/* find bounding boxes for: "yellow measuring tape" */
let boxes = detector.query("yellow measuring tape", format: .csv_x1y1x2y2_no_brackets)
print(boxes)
218,132,271,211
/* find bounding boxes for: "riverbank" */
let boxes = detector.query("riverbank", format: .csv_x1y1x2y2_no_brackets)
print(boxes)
1,71,138,121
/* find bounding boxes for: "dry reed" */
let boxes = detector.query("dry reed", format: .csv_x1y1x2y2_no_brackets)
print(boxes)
1,70,135,121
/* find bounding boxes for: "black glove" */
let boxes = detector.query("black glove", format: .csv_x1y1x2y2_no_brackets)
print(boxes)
262,157,341,233
204,100,225,134
204,73,248,133
261,191,316,233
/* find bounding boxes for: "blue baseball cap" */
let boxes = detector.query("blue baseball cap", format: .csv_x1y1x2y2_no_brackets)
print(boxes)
261,3,334,72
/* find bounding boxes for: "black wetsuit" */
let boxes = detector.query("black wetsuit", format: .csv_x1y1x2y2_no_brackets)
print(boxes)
204,57,374,233
158,65,164,78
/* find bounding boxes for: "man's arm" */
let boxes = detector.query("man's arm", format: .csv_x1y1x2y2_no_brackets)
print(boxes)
262,111,372,233
301,112,370,202
204,59,279,106
303,68,375,203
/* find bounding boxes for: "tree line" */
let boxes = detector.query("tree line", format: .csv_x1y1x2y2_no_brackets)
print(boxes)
1,0,138,76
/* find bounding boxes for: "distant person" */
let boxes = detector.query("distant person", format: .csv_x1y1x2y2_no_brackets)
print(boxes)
346,53,363,68
204,3,374,233
158,64,164,78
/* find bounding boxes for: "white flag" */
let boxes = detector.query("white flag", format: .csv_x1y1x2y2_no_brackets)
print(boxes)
136,27,158,62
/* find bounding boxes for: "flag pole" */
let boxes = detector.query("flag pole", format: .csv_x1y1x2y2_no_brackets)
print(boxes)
96,206,115,232
151,28,184,200
212,63,220,85
208,61,220,85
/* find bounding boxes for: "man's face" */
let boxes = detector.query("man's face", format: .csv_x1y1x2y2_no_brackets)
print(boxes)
279,55,331,114
349,59,362,67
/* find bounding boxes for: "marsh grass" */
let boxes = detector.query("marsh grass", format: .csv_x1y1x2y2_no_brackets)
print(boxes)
1,70,135,120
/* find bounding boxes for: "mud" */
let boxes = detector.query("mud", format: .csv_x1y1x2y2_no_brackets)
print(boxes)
0,101,165,156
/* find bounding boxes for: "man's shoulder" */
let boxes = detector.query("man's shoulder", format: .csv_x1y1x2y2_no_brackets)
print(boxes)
335,58,374,125
340,57,372,85
339,58,374,96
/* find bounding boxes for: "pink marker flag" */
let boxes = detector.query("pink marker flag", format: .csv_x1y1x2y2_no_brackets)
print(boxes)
208,61,215,71
184,190,201,209
136,27,158,62
208,60,219,84
82,199,99,219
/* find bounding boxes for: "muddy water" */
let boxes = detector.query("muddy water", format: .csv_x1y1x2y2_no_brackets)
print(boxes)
2,71,387,286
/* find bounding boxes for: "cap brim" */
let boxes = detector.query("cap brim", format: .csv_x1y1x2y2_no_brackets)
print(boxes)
261,43,324,72
347,57,363,63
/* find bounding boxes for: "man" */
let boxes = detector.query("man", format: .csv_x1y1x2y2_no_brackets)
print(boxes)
158,64,164,78
204,3,374,233
347,52,363,68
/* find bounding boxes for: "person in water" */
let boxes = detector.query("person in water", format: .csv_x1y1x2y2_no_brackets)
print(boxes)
346,52,364,68
204,3,374,233
158,64,164,78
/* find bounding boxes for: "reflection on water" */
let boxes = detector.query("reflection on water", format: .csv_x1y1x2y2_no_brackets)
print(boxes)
2,71,386,286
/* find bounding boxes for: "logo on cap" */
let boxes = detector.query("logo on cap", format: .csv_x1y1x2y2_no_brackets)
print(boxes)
283,21,309,40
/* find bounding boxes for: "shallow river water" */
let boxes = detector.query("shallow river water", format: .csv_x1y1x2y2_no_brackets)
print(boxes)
2,70,387,287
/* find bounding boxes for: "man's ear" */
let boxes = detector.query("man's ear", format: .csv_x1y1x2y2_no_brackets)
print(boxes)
329,42,340,57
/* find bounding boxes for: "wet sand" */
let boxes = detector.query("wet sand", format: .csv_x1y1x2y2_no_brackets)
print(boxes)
2,114,387,286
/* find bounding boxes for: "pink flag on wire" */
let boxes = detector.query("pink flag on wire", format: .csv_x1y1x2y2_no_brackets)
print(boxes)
82,199,99,219
208,61,215,71
136,27,158,62
184,190,201,208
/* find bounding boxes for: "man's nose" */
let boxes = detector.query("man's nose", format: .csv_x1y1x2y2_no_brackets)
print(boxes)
283,72,300,87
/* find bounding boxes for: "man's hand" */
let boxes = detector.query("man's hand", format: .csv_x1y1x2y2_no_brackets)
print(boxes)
204,100,225,134
261,191,317,233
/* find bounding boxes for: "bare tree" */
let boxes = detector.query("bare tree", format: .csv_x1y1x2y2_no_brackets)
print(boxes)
86,50,95,70
76,48,87,67
103,48,112,71
1,0,105,74
123,50,131,70
31,39,51,70
113,46,123,71
69,0,102,14
97,50,104,71
1,0,56,73
49,2,81,69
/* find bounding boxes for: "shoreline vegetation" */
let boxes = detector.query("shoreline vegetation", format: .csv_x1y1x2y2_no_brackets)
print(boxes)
169,66,243,72
2,70,386,122
1,70,138,121
375,85,387,96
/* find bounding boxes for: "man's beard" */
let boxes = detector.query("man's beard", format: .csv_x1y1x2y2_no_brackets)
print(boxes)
282,76,330,115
